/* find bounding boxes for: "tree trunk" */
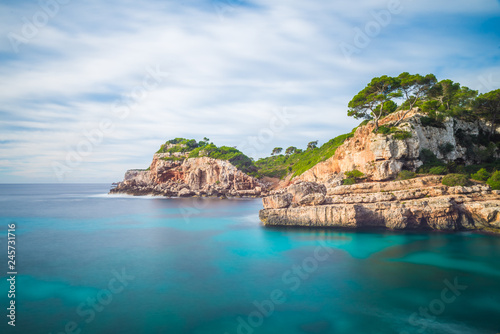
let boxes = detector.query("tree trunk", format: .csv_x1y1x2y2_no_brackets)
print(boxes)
394,103,414,126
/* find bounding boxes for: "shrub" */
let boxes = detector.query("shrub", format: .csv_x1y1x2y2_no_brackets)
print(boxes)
471,168,491,182
397,170,416,180
376,125,392,135
374,125,412,140
345,169,364,179
419,149,442,165
486,171,500,190
343,178,356,185
429,166,448,175
441,174,472,187
438,142,454,156
392,131,412,140
420,116,445,129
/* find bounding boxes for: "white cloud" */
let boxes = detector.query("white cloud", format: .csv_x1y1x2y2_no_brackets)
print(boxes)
0,0,499,182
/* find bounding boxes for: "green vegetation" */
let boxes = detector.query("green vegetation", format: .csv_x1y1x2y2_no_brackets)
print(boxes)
285,146,298,155
486,171,500,190
149,75,498,183
471,168,491,182
342,169,365,185
343,178,356,185
345,169,364,179
417,149,446,173
156,138,200,154
189,144,256,174
392,130,412,140
155,138,256,174
307,141,318,150
347,72,499,138
397,170,416,180
438,142,454,156
347,75,401,131
374,125,412,140
429,166,448,175
271,147,283,155
441,174,472,187
420,116,445,128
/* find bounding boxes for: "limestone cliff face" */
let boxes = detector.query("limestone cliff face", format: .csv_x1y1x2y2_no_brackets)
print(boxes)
260,178,500,232
260,110,500,232
111,154,263,197
297,110,494,183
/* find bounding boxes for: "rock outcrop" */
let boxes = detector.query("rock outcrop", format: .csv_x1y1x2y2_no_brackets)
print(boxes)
297,110,495,182
260,111,500,233
110,153,264,197
259,177,500,232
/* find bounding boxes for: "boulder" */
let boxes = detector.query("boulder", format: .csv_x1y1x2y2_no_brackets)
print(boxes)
287,182,327,206
262,193,292,209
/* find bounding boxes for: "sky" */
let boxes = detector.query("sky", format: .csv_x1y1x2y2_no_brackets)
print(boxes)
0,0,499,183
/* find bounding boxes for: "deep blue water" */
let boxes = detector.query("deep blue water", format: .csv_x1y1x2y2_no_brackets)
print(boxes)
0,184,500,334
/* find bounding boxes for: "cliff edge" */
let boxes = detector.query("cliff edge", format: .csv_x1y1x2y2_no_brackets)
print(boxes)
259,111,500,233
110,153,264,197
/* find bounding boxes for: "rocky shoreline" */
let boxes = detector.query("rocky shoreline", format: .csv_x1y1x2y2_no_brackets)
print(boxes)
259,177,500,233
111,111,500,233
110,154,266,198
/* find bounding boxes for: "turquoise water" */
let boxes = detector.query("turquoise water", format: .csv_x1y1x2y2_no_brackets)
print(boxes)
0,184,499,334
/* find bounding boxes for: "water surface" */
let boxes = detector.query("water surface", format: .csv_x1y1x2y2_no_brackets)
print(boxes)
0,184,499,334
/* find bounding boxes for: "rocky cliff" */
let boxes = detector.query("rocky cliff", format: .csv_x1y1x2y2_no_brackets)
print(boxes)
297,110,495,183
260,111,500,233
260,178,500,232
110,153,264,197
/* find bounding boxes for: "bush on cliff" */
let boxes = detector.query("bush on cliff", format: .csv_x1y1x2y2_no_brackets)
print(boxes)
441,174,472,187
189,145,257,175
418,149,446,173
486,171,500,190
343,178,356,185
375,125,412,140
345,169,364,179
342,169,365,185
429,166,448,175
157,138,200,153
471,168,491,181
397,170,416,180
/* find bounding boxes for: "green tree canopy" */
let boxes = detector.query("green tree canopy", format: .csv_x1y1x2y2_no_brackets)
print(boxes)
271,147,283,155
348,75,400,130
426,80,477,118
285,146,297,155
474,89,500,137
394,72,437,125
307,141,318,150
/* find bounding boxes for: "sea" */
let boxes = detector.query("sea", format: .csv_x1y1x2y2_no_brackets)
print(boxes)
0,183,499,334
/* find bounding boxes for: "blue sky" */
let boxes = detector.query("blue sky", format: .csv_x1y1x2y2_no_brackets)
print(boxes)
0,0,499,183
